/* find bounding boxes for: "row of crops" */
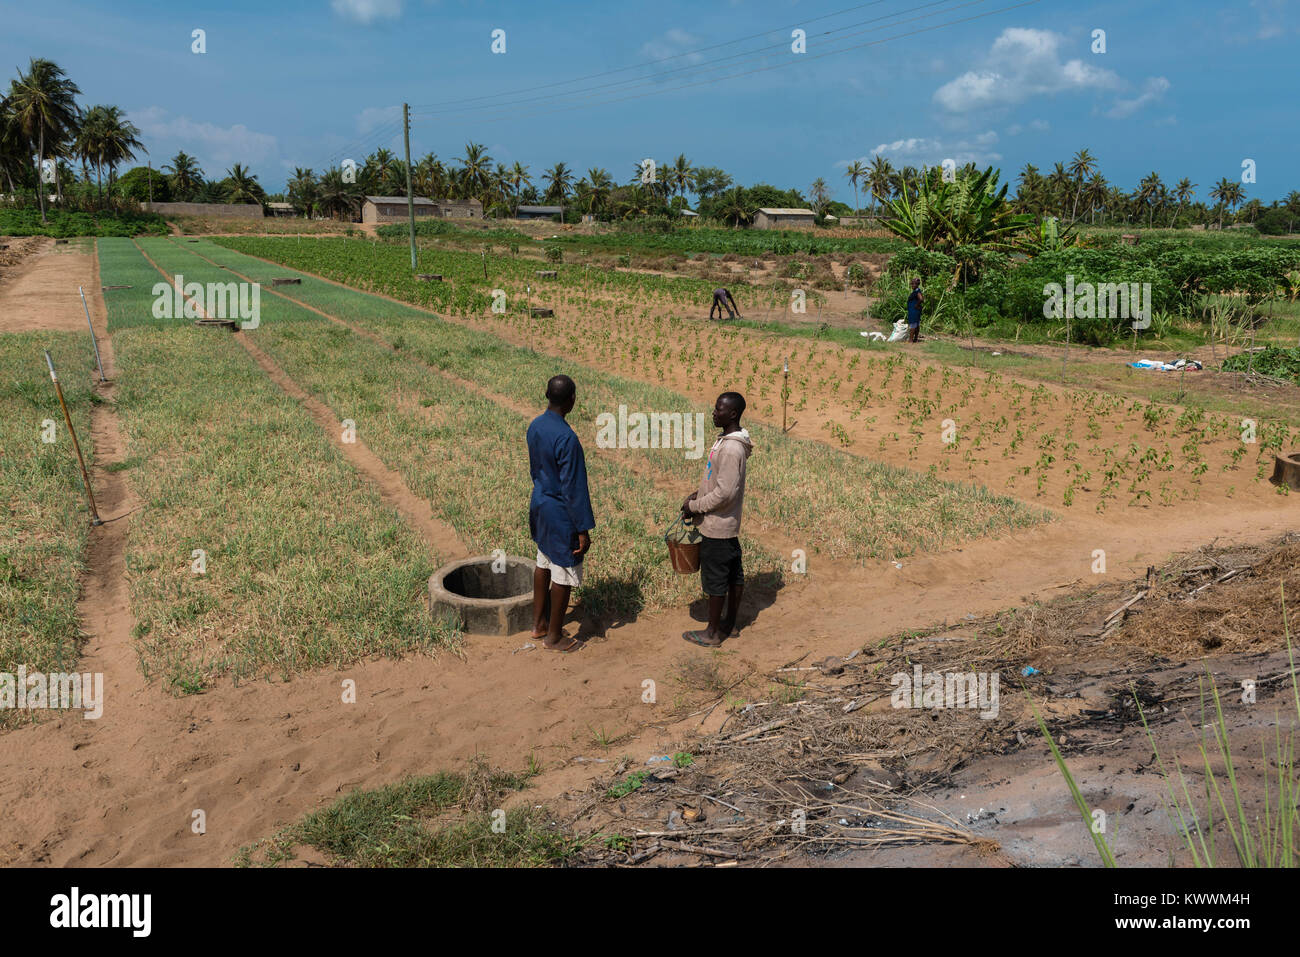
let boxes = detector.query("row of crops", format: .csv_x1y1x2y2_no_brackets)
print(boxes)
194,236,1047,559
0,329,98,725
98,237,452,692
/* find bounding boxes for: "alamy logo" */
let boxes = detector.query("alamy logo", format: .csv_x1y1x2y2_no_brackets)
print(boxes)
1,667,103,719
152,274,260,329
595,405,707,459
1043,274,1151,329
891,664,999,719
49,887,151,937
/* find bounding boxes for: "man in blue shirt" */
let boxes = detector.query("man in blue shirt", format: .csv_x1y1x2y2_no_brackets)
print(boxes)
906,277,923,342
527,375,595,653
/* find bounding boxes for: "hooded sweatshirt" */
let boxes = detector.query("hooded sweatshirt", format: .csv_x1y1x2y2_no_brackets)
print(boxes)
688,428,753,539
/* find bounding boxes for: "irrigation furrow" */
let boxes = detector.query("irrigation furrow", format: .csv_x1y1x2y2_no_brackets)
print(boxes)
130,239,469,564
176,241,832,577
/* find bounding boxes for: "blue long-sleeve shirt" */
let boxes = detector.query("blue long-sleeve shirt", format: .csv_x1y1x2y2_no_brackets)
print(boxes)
526,408,596,567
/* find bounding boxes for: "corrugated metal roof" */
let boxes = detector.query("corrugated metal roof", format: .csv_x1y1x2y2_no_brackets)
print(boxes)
517,205,565,213
756,208,815,216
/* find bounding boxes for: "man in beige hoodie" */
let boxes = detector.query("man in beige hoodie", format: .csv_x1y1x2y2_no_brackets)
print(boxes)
681,392,753,647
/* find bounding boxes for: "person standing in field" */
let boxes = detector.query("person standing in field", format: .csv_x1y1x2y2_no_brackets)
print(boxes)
710,287,740,320
906,277,923,342
680,392,753,647
527,374,595,653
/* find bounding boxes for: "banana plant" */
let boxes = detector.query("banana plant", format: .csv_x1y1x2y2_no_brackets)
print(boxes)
883,166,1033,282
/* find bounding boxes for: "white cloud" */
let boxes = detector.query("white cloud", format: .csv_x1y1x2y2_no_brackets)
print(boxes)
640,28,705,64
1006,119,1050,136
128,106,278,174
1105,76,1170,118
356,105,401,134
933,28,1121,113
840,131,1001,169
331,0,402,25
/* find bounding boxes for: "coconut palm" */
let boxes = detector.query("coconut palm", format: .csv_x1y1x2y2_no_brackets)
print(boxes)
1066,148,1098,224
457,142,493,200
843,160,866,215
6,58,82,221
0,107,27,194
542,161,574,203
1170,177,1196,227
223,163,265,205
585,166,612,215
714,186,753,227
508,161,530,215
164,151,204,201
317,167,363,220
287,167,318,217
867,154,894,214
669,153,695,204
78,105,145,200
809,177,831,215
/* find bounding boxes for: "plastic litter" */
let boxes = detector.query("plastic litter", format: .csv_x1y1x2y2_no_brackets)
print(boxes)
1021,666,1040,677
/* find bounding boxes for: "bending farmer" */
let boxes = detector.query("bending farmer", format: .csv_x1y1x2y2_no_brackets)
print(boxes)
710,287,740,320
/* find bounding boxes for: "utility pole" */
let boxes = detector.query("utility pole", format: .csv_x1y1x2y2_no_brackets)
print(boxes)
403,102,417,272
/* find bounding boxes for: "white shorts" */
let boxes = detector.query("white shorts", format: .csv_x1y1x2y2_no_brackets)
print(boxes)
536,549,583,587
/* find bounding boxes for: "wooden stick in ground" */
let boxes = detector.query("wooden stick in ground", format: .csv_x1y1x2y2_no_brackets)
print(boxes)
44,350,101,525
79,286,105,382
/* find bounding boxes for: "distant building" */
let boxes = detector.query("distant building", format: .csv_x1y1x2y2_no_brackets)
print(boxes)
361,196,439,223
516,205,565,221
360,196,482,223
753,207,816,230
438,198,483,219
267,202,296,218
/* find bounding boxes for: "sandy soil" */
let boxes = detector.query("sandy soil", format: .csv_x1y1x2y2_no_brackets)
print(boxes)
0,238,98,334
0,241,1294,867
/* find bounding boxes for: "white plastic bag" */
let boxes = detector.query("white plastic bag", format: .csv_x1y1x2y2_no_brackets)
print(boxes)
887,319,909,342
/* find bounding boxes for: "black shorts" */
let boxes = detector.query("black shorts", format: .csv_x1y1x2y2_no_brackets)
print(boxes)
699,536,743,596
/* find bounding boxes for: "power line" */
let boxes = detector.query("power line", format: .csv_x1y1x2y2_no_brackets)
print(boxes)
408,0,899,110
422,0,1035,128
319,0,1040,174
409,0,963,121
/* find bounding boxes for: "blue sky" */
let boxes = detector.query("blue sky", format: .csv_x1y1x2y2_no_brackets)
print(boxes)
4,0,1298,202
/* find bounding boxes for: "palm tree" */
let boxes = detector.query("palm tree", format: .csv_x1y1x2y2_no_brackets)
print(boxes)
164,151,204,201
6,58,82,222
1066,148,1098,224
585,166,612,215
88,106,145,199
867,154,894,214
458,142,493,200
287,167,318,217
223,163,265,205
1083,174,1108,225
714,186,753,227
0,105,27,194
317,167,363,220
669,153,695,204
809,177,831,215
508,161,530,215
543,161,574,203
1170,177,1196,227
844,160,867,215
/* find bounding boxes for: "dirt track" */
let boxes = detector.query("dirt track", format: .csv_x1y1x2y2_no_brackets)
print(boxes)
0,240,1294,866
